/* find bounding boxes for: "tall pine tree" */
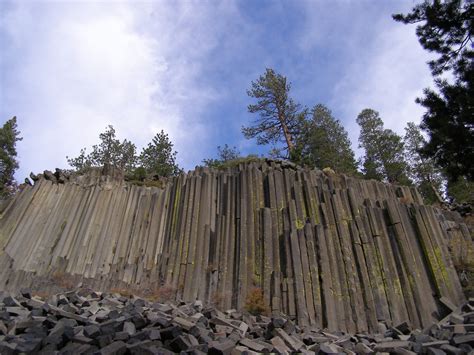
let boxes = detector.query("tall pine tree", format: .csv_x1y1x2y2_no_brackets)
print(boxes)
357,109,410,184
299,104,358,175
0,117,22,198
393,0,473,181
242,68,306,160
404,122,444,204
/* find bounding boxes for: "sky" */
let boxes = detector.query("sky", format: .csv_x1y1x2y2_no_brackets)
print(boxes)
0,0,435,180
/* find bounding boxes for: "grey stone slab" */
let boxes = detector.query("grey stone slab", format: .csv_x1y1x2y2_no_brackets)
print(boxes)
273,328,304,351
123,321,136,336
100,340,127,355
374,341,411,352
239,338,271,352
440,344,465,355
208,339,237,355
452,333,474,345
427,347,447,355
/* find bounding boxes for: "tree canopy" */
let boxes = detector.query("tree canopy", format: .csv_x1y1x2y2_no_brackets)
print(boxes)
139,130,181,178
299,104,358,175
0,117,22,199
393,0,473,181
357,109,411,184
67,126,181,178
242,68,306,159
404,122,444,204
67,125,137,173
202,144,241,169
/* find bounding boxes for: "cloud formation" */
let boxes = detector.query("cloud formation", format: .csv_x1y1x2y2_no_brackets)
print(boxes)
0,1,435,180
1,1,227,178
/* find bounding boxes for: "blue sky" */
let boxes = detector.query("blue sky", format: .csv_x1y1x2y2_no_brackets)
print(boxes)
0,0,434,180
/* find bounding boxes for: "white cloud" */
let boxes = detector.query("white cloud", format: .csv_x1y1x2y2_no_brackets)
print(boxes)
330,19,435,155
0,0,440,179
0,1,231,179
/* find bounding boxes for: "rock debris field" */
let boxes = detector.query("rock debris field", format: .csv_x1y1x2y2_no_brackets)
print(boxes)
0,289,473,354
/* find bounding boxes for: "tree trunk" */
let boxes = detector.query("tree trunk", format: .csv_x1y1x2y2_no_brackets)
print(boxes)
277,110,294,156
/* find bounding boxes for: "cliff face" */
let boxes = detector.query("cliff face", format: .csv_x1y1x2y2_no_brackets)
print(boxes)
0,161,470,333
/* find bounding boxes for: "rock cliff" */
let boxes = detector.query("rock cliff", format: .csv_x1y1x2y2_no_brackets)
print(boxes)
0,161,470,333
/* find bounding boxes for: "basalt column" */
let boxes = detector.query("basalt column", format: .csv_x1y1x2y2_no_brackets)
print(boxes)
0,162,468,333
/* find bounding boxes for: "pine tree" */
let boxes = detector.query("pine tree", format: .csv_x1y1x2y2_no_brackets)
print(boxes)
242,68,306,160
139,130,181,177
404,122,444,204
202,144,240,168
446,176,473,204
299,104,358,175
357,109,411,184
67,125,137,173
0,117,22,198
393,0,473,181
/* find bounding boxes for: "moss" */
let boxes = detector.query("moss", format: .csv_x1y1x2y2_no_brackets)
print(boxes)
434,247,451,289
295,219,305,230
393,278,403,296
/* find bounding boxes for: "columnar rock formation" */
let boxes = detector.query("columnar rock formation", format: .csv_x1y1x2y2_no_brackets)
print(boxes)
0,161,469,333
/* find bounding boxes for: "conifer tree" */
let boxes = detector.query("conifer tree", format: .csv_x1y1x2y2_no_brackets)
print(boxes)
357,109,410,184
243,68,306,160
394,0,473,181
0,117,22,198
299,104,358,175
404,122,444,204
202,144,240,168
139,130,181,177
67,125,137,173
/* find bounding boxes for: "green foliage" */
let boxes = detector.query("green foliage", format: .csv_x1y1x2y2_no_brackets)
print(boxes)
129,166,147,182
138,130,181,178
204,151,261,170
242,68,307,158
404,122,445,204
393,0,472,77
417,74,473,182
202,144,241,168
0,117,22,199
298,104,358,175
357,109,411,185
67,126,181,178
244,287,269,316
446,176,474,204
67,125,137,173
393,0,473,182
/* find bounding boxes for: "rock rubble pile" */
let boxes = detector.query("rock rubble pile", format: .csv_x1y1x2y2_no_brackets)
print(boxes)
0,289,473,354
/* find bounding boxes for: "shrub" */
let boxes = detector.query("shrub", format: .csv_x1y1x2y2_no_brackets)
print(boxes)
244,287,269,316
147,284,176,303
110,288,134,298
51,271,75,289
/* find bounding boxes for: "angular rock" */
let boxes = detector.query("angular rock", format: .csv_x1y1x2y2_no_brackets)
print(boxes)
123,321,136,336
374,340,411,352
208,339,237,355
239,338,271,352
100,340,127,355
273,328,304,351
